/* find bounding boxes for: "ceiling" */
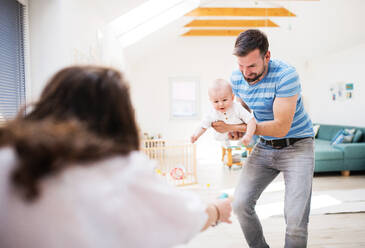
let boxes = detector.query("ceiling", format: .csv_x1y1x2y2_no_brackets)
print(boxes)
182,2,298,36
122,0,365,65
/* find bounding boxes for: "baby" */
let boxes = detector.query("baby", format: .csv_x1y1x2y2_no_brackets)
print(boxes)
191,78,256,147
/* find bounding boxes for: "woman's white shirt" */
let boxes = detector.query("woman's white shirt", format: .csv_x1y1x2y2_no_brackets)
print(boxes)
0,147,207,248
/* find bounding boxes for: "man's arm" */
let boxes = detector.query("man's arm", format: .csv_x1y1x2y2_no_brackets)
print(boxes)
236,97,251,113
212,94,297,138
211,121,246,133
255,94,297,137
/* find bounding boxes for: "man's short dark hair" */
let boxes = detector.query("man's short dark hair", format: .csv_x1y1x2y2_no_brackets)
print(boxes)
233,29,269,57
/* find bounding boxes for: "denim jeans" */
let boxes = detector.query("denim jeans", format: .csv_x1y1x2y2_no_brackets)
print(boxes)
233,137,315,248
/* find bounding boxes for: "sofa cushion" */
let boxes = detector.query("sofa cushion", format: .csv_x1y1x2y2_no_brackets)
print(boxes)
315,139,344,160
313,124,320,138
316,124,365,142
343,128,356,143
331,130,344,144
333,143,365,159
353,129,363,143
316,125,344,141
315,139,331,146
331,128,356,145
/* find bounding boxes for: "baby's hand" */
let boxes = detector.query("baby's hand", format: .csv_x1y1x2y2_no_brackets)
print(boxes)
191,135,198,143
241,135,252,146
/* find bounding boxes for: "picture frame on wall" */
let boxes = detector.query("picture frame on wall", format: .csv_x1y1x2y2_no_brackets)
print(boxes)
169,76,199,119
330,82,354,101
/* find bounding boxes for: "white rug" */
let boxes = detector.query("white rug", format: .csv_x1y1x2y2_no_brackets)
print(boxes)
310,189,365,215
219,184,365,219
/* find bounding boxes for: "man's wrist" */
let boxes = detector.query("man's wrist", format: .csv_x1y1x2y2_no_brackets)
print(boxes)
234,124,247,132
244,133,253,138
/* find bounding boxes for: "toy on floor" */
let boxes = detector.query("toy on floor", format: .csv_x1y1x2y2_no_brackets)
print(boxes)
143,139,197,186
218,192,234,201
155,168,166,176
218,192,229,199
170,166,186,180
221,145,253,167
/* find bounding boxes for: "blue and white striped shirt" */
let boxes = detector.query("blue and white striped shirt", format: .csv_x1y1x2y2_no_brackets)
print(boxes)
231,59,314,140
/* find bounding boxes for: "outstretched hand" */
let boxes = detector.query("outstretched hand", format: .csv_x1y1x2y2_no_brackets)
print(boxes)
215,198,233,224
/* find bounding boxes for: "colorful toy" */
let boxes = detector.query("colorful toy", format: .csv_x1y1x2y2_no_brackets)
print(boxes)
170,167,185,180
218,192,229,199
222,145,253,167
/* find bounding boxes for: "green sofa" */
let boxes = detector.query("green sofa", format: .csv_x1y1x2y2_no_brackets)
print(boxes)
314,124,365,175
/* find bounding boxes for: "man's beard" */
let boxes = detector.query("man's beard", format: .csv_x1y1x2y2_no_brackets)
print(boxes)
243,65,266,83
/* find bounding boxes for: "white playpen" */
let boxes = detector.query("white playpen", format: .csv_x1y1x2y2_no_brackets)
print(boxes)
142,139,197,186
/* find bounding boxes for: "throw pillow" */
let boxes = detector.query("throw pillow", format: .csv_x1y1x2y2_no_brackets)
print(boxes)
313,124,320,138
342,128,356,143
331,128,356,145
353,129,363,143
331,129,345,145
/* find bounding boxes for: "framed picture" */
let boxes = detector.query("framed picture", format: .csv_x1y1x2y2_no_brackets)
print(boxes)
169,76,199,119
330,82,354,101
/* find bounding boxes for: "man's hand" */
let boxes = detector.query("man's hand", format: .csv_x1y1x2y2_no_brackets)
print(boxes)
211,121,231,133
228,131,244,140
212,121,247,133
212,121,247,140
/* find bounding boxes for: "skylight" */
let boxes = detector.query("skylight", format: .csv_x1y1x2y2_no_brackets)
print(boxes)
109,0,200,48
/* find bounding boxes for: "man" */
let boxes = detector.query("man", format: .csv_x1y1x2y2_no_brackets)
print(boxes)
212,29,315,248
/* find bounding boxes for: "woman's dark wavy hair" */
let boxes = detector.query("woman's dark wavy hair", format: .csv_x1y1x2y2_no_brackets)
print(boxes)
0,65,140,202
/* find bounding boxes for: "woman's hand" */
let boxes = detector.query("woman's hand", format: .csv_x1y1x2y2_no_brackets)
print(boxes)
202,198,233,231
215,198,232,224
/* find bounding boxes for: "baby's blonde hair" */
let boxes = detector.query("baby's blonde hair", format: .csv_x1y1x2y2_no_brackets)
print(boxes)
208,78,233,95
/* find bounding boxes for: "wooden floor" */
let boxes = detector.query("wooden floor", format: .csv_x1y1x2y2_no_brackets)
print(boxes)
177,212,365,248
175,149,365,248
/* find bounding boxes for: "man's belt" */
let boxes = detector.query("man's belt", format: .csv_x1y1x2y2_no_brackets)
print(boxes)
259,137,311,149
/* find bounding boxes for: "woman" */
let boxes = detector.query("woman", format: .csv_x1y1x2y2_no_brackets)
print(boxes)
0,66,232,248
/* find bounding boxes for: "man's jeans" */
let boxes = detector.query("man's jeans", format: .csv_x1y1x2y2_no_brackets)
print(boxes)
233,138,315,248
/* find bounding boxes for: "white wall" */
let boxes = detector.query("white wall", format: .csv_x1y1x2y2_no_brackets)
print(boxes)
304,41,365,127
28,0,145,101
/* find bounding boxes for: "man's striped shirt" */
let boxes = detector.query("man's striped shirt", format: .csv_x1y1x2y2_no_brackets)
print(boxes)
231,59,314,140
